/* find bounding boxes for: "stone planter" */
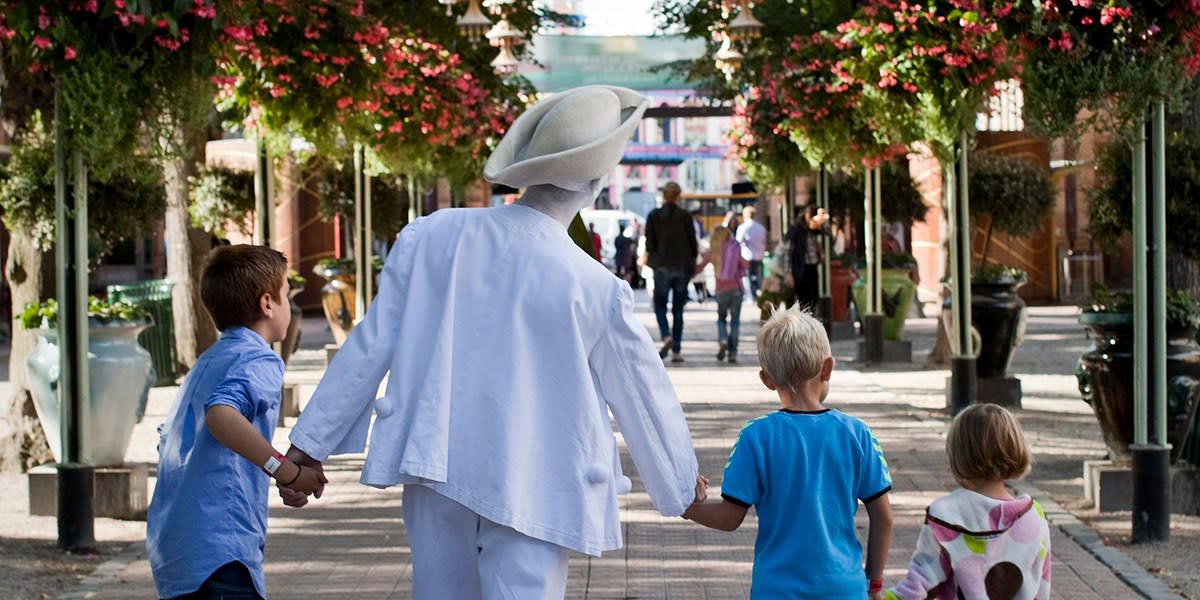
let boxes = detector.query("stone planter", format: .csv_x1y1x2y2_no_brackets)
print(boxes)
314,265,356,345
971,280,1027,378
1077,311,1200,463
830,259,857,323
26,322,156,466
852,268,916,341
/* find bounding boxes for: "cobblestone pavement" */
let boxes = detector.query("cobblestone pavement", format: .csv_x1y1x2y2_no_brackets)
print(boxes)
65,293,1159,599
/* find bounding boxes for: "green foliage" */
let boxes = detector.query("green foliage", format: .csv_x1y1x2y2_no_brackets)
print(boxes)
826,160,927,225
1090,133,1200,262
313,256,383,278
968,152,1055,241
1019,0,1200,141
1083,283,1200,331
314,163,410,239
0,111,165,255
972,263,1027,285
19,297,150,330
188,167,256,237
287,270,307,290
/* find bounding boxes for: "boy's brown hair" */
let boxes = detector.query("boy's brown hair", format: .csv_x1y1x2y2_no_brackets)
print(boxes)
946,404,1031,482
200,245,288,331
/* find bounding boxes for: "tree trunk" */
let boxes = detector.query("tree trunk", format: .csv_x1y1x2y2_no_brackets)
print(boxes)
1167,251,1200,292
163,133,217,371
0,234,52,471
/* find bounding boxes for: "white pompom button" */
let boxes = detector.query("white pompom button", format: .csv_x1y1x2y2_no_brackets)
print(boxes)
585,464,609,485
373,396,392,418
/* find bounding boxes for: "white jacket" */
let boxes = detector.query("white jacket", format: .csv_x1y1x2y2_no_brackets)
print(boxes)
290,203,699,556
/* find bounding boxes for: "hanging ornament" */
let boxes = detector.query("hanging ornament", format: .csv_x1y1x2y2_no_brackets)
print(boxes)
457,0,492,42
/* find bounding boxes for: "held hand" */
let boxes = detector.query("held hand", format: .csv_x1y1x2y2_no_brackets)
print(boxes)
868,592,882,600
286,444,328,499
278,485,309,508
693,474,709,505
280,464,324,495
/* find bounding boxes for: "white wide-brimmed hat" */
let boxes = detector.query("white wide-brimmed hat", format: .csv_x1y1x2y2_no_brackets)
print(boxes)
484,85,649,192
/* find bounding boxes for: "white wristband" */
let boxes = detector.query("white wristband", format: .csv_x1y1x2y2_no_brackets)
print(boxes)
263,451,285,475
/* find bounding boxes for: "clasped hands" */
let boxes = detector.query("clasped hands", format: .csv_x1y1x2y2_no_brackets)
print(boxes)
277,445,328,508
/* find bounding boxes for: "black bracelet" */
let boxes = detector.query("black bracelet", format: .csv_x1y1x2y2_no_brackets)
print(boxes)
279,463,303,487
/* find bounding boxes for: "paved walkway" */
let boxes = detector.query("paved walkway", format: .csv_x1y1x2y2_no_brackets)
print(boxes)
71,292,1155,599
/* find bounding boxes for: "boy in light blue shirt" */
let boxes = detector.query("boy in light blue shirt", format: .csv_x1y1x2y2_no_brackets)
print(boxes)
147,245,324,599
684,304,894,599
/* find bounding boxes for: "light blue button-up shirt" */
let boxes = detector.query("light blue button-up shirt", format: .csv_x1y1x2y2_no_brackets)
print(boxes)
147,326,284,598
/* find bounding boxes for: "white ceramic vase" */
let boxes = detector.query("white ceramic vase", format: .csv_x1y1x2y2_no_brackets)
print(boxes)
26,322,156,466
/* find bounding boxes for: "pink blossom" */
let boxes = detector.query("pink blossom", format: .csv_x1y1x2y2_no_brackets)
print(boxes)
32,36,50,50
337,97,354,109
64,46,77,60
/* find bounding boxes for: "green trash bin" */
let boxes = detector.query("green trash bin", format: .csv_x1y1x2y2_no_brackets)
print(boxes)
108,279,179,386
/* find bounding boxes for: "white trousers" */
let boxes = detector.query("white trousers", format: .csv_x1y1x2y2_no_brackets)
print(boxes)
401,484,570,600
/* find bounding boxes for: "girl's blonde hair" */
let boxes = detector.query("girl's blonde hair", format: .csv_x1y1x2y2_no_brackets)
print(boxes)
946,404,1031,483
756,304,830,388
710,225,732,274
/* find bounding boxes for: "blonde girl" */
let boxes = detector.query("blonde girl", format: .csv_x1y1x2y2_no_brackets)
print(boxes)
886,404,1051,600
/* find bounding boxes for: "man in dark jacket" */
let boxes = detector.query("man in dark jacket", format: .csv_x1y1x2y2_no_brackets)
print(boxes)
645,181,698,362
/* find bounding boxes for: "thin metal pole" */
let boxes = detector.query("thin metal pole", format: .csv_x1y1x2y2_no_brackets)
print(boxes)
868,166,878,312
1133,122,1148,447
1132,105,1170,543
352,145,370,323
1151,102,1168,446
955,138,973,357
818,165,830,297
871,167,883,313
254,138,272,246
55,90,94,551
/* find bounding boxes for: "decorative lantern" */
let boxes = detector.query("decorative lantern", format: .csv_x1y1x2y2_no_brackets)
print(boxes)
714,34,743,79
491,40,520,75
438,0,458,16
457,0,492,42
727,0,763,43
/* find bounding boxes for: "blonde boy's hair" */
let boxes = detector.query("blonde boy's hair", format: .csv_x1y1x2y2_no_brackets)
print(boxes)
756,304,830,389
946,404,1031,482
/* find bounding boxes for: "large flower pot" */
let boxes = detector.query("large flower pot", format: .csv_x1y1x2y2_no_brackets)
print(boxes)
971,281,1027,378
1077,312,1200,463
852,268,916,341
830,259,857,323
26,322,156,466
314,265,356,345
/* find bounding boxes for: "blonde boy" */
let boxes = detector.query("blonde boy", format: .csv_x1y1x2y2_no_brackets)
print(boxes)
684,305,894,599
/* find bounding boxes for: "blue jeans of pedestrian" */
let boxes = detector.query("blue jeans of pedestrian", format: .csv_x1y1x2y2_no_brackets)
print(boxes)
715,290,743,357
167,562,261,600
747,260,763,300
653,267,690,353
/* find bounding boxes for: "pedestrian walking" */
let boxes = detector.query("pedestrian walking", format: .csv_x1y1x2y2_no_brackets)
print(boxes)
683,305,894,599
645,180,699,362
787,204,829,311
146,245,324,600
614,225,635,282
280,85,703,600
736,205,767,300
885,404,1051,600
695,224,747,363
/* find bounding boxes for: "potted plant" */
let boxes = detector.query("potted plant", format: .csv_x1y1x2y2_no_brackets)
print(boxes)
967,151,1055,378
312,256,385,345
1077,283,1200,463
830,159,927,337
852,252,919,341
21,297,156,467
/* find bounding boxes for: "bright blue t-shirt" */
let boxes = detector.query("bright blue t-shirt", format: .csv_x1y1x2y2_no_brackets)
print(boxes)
147,327,285,599
721,408,892,599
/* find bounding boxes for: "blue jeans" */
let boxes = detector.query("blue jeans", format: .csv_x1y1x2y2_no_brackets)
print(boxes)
747,260,763,300
653,267,690,353
716,290,743,357
167,562,261,600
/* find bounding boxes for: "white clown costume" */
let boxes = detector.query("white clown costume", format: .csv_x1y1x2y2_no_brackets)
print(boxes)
289,86,700,599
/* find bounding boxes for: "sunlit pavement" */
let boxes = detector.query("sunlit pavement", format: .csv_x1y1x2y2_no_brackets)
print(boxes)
76,290,1151,599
